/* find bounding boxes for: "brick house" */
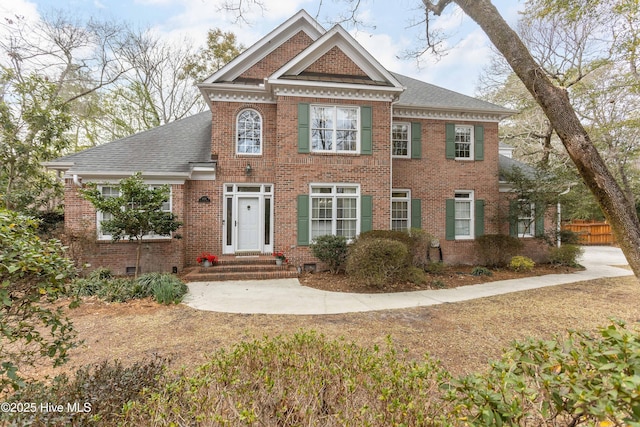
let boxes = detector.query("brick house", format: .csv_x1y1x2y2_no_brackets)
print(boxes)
46,10,549,275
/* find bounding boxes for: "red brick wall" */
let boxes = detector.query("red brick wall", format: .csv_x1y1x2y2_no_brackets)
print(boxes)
392,119,501,265
238,31,313,81
63,180,186,275
303,46,368,77
273,97,392,266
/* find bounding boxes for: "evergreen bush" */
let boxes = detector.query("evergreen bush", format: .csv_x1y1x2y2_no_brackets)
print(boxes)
475,234,524,267
310,234,348,273
346,238,409,288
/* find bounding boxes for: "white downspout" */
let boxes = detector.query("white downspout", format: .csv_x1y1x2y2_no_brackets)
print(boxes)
557,187,572,247
73,174,82,187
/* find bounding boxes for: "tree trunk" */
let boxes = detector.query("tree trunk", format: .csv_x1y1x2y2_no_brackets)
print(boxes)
135,239,142,279
453,0,640,279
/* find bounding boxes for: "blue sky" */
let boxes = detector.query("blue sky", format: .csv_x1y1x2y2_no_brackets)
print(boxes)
1,0,524,96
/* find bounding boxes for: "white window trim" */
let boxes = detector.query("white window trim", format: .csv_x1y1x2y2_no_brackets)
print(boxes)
96,184,173,241
310,105,360,154
454,190,474,240
236,108,263,156
391,189,411,231
455,125,474,161
517,200,536,238
309,183,360,241
392,122,411,158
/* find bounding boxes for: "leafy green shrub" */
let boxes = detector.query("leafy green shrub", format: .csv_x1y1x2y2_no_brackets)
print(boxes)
358,229,436,268
121,332,452,426
3,357,167,426
431,279,446,289
137,273,188,304
475,234,523,267
509,255,535,272
346,238,409,287
471,266,493,276
447,320,640,426
0,209,78,393
557,228,581,245
310,234,348,273
548,244,584,267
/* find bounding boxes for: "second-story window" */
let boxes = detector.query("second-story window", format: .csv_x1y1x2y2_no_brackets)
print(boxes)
392,123,410,157
311,105,359,153
237,109,262,155
455,125,474,159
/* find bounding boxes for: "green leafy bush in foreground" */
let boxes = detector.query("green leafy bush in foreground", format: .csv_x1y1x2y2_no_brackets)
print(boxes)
69,271,187,304
4,322,638,426
448,320,640,426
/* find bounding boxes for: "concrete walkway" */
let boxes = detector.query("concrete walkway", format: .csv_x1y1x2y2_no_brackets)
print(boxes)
183,246,634,315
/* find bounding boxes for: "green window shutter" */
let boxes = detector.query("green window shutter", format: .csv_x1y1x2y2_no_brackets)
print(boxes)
445,199,455,240
298,103,310,153
411,122,422,159
361,195,373,232
411,198,422,229
361,106,372,155
535,202,545,237
509,200,518,237
445,123,456,159
475,199,485,237
297,195,309,245
474,125,484,160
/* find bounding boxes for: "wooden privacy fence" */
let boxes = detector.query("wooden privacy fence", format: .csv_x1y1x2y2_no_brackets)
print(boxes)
562,220,615,245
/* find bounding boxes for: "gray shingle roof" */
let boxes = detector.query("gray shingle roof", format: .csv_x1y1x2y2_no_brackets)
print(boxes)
499,154,537,181
49,112,212,175
392,72,513,114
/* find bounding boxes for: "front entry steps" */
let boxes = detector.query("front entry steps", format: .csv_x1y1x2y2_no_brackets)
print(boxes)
182,254,298,282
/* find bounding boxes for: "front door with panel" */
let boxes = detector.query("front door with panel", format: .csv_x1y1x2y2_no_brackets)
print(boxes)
223,184,273,254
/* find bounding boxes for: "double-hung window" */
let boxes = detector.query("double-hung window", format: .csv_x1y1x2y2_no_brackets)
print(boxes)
454,191,474,239
455,125,474,159
310,184,359,240
97,185,118,240
517,201,535,237
236,109,262,154
391,190,410,231
392,122,410,157
96,184,172,240
311,105,358,153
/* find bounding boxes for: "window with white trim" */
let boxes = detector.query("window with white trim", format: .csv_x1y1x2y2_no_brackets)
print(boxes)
236,109,262,154
311,105,359,153
517,201,535,237
96,184,172,240
391,190,410,231
455,125,474,159
392,122,410,157
455,191,474,239
310,184,359,240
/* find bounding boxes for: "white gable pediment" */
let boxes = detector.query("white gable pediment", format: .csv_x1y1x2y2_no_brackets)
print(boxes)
200,10,325,85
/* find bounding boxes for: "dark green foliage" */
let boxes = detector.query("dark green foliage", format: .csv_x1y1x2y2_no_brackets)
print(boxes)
346,238,409,288
310,234,348,273
557,228,581,245
69,271,187,304
0,209,78,393
121,332,453,426
2,357,167,426
447,320,640,426
548,244,584,267
475,234,524,267
137,272,188,304
471,266,493,276
358,228,435,268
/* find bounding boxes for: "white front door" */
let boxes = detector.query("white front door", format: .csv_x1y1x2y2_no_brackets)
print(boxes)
236,197,260,251
223,184,274,254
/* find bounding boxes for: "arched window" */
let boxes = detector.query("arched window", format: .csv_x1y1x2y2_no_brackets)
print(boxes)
236,109,262,154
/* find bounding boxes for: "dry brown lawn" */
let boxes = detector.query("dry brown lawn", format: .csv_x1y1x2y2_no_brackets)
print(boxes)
28,274,640,382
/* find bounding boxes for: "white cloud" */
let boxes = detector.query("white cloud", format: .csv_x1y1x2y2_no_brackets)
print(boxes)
0,0,40,22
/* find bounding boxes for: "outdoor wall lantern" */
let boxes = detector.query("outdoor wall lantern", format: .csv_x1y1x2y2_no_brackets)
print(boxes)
245,163,252,175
